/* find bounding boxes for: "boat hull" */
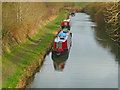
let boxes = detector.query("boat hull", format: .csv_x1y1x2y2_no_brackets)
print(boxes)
52,49,69,56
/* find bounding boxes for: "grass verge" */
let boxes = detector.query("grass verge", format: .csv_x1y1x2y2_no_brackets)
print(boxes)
2,10,69,88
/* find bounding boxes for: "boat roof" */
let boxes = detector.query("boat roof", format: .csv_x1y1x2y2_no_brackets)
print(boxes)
63,19,71,22
54,31,70,42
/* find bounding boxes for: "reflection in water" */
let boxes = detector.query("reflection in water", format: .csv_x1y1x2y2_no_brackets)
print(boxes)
94,26,120,63
51,51,69,71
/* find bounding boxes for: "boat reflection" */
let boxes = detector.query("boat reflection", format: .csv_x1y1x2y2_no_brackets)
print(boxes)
51,51,69,71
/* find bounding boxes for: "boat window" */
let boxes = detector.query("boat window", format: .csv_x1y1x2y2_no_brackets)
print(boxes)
60,36,64,40
60,38,64,40
63,31,68,33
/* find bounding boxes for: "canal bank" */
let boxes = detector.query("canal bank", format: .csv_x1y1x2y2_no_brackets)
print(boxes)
29,13,118,88
2,10,69,88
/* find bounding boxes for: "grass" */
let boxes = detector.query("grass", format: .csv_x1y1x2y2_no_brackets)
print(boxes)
2,10,69,88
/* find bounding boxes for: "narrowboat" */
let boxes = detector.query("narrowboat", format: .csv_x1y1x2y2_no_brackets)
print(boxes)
61,19,71,30
52,29,72,56
71,12,75,17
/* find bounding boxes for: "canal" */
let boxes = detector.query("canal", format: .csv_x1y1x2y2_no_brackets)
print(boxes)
29,13,119,88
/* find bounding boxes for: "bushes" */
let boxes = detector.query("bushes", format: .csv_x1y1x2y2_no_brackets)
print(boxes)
84,2,120,46
104,2,120,45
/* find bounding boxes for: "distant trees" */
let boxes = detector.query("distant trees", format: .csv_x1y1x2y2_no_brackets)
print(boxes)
84,2,120,46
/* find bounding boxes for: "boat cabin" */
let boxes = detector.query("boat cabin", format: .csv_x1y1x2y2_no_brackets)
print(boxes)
61,19,71,30
52,30,72,56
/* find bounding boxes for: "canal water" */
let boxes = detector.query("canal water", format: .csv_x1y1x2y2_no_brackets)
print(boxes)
30,13,119,88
